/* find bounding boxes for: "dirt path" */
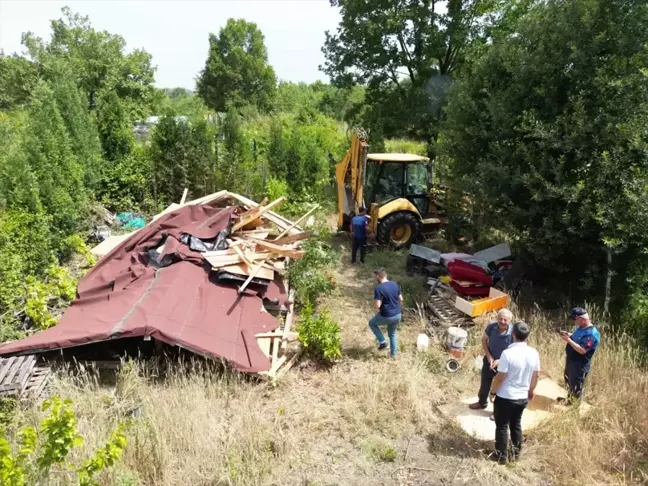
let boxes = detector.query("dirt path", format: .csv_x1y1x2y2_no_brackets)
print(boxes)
277,234,550,486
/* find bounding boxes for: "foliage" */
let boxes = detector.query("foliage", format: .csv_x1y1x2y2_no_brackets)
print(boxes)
77,423,128,486
150,116,215,206
0,54,38,111
322,0,498,149
24,265,78,330
297,302,342,362
287,233,338,305
0,397,127,486
384,138,427,156
23,7,155,116
97,146,153,213
267,112,345,195
197,18,277,113
443,0,648,278
96,90,134,163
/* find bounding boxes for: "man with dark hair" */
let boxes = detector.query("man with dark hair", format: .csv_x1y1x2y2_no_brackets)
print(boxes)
368,268,403,357
489,321,540,463
561,307,600,401
350,207,369,264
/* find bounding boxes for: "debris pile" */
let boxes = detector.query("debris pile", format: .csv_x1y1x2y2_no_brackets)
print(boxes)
0,190,312,386
409,243,516,334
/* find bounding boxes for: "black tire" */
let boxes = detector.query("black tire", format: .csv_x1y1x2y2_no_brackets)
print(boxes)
377,211,420,249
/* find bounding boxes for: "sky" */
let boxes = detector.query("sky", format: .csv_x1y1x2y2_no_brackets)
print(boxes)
0,0,341,89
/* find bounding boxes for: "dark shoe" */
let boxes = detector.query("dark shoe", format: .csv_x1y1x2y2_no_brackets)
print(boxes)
469,402,487,410
489,414,495,421
489,452,507,465
378,342,388,351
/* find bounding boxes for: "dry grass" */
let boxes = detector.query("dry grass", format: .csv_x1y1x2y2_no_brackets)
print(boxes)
7,236,648,485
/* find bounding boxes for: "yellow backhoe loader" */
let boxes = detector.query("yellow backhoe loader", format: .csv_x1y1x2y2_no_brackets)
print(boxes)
335,129,445,248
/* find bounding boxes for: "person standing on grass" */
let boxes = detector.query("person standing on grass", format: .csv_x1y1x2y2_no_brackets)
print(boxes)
489,321,540,463
469,309,513,411
350,207,370,264
561,307,600,401
368,268,403,358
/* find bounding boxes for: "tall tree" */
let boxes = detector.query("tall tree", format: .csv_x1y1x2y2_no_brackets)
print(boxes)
23,7,156,116
443,0,648,283
49,61,104,190
197,19,277,113
0,53,38,110
21,82,88,235
322,0,498,153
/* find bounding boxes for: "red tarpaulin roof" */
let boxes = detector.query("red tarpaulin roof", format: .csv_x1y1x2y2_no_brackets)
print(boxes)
0,204,286,373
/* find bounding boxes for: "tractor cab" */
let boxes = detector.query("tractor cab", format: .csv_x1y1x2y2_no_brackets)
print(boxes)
364,153,443,247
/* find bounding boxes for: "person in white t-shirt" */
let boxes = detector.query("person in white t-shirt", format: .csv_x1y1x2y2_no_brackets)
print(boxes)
489,321,540,463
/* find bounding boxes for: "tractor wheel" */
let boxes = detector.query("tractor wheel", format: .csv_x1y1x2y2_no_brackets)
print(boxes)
377,211,420,249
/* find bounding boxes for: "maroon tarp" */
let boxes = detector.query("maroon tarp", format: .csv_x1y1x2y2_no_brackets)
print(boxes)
0,205,284,373
447,260,493,286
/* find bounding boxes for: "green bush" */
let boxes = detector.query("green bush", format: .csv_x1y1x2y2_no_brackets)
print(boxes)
0,397,128,486
297,303,342,362
384,138,427,156
287,232,338,305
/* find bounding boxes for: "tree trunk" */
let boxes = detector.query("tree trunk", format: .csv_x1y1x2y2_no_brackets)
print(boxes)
604,247,613,315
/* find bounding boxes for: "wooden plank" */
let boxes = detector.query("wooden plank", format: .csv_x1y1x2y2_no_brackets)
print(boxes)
180,188,188,205
282,289,296,350
221,264,274,280
224,192,301,234
184,190,229,206
253,239,305,258
0,357,16,384
276,205,319,239
257,336,271,358
16,355,36,392
269,354,287,377
4,356,25,385
238,260,267,294
270,232,311,246
232,197,286,232
276,350,302,379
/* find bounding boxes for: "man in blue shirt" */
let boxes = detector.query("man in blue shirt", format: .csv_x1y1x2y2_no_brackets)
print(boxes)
369,268,403,357
350,207,370,264
561,307,600,401
469,309,513,410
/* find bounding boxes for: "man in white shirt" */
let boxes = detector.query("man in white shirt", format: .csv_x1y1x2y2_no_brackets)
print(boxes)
489,321,540,463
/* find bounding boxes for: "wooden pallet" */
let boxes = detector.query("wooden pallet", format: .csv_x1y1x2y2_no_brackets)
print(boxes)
426,291,472,328
0,355,51,400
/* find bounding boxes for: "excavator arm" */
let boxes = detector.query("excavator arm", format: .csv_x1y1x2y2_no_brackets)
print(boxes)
336,129,369,229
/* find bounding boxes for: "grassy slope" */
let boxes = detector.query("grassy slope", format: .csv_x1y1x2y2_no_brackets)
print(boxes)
13,234,648,485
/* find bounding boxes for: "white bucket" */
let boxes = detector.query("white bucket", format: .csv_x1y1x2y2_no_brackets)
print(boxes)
446,327,468,350
416,333,429,352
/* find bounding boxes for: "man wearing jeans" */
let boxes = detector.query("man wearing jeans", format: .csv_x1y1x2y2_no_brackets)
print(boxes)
368,268,403,357
350,207,369,264
489,322,540,463
469,309,513,410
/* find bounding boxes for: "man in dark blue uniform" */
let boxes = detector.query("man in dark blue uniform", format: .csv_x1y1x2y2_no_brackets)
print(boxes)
561,307,600,401
350,207,370,264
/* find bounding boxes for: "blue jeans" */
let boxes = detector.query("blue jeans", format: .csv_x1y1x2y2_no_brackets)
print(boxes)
369,313,401,356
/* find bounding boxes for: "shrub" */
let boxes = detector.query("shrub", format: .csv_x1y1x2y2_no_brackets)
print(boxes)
287,233,338,305
0,397,127,486
297,303,342,362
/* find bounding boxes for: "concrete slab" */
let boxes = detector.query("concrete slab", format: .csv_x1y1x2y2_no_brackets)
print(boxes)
438,378,588,441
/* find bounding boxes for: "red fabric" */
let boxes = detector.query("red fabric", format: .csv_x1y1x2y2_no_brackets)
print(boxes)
450,281,490,297
447,260,493,286
0,205,280,373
